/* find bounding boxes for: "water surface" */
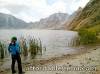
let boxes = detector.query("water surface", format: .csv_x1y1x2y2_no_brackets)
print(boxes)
0,29,78,59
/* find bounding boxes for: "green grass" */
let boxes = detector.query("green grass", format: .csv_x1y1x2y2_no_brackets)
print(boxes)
0,37,45,60
29,37,43,59
19,37,28,58
78,24,100,45
88,24,100,34
0,42,5,59
19,37,45,59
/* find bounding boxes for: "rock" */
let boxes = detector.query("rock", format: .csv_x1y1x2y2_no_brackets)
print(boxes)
69,64,72,67
89,58,92,60
93,48,97,50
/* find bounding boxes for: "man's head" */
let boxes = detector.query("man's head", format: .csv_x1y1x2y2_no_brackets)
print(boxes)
11,36,17,43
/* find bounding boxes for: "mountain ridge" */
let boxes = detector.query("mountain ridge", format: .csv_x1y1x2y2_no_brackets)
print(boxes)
0,12,69,29
29,13,69,29
0,13,29,29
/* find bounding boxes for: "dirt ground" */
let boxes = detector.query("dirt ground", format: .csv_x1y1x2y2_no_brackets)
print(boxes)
1,46,100,74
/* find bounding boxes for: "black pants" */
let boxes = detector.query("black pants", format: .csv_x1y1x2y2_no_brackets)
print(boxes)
11,54,22,73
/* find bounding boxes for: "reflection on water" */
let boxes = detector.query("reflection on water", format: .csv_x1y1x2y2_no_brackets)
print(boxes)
0,29,78,59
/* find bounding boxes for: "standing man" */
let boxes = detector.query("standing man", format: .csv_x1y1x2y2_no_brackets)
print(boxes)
8,37,24,74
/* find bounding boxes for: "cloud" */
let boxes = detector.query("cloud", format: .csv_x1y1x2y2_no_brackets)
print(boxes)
37,0,67,18
0,8,11,14
0,0,90,22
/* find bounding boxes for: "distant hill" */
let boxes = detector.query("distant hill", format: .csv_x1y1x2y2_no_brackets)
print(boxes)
66,0,100,31
0,13,29,29
29,13,69,29
0,13,69,29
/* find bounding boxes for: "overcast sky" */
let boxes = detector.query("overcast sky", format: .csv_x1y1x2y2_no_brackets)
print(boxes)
0,0,90,22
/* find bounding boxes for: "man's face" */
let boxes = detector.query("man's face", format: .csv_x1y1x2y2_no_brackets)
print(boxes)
12,39,17,43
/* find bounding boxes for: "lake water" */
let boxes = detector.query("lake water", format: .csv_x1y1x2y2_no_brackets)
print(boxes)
0,29,78,59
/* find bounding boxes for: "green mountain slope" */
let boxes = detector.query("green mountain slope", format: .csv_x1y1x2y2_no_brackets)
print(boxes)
68,0,100,31
67,0,100,44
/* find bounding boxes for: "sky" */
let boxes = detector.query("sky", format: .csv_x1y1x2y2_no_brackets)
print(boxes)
0,0,90,22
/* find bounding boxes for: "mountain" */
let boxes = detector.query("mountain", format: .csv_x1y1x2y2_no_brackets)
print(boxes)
64,7,83,29
29,13,69,29
66,0,100,30
0,13,69,29
0,13,29,29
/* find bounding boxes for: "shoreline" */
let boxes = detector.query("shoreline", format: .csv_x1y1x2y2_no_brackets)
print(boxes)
24,45,100,65
25,45,100,74
0,45,100,74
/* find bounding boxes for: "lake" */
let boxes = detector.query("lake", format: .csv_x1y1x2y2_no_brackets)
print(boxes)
0,29,78,59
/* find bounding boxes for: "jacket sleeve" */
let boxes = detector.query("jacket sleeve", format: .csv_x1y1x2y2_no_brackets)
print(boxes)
8,44,11,53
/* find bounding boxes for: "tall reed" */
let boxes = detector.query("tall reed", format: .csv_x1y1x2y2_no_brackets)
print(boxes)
29,37,44,59
0,42,5,59
19,37,28,58
0,37,45,60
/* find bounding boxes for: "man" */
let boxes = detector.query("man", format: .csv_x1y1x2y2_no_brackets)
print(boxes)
8,37,25,74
